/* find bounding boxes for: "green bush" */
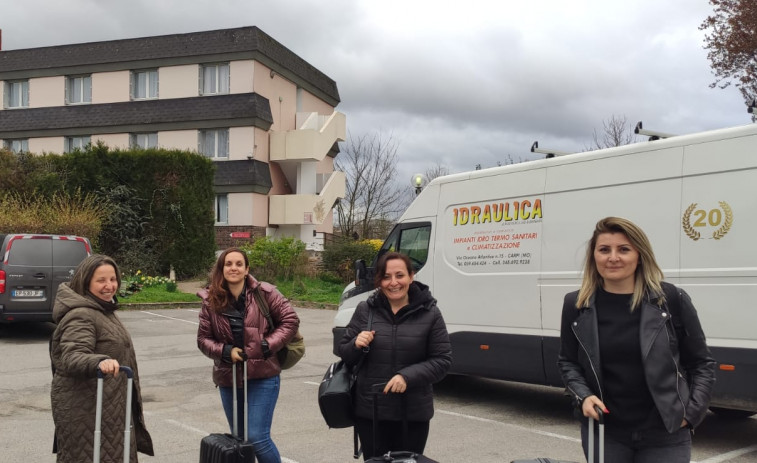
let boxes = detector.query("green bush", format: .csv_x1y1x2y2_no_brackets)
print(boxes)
0,190,107,241
322,239,379,283
0,144,216,277
241,237,307,281
165,281,178,293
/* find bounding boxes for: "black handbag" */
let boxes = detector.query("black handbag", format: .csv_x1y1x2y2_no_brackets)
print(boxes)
318,360,358,428
318,309,373,429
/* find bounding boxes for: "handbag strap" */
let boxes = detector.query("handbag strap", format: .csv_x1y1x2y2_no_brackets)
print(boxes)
253,285,275,334
353,308,374,460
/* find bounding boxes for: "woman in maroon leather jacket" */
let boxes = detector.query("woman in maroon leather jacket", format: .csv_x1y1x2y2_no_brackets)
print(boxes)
197,248,299,463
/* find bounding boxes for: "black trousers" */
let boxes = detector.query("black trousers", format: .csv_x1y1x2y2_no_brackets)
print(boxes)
354,416,430,460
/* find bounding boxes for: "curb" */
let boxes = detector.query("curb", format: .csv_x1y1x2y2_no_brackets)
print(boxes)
120,301,337,311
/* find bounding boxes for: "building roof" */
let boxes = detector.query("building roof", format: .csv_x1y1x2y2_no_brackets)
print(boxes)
214,159,272,194
0,26,340,105
0,93,273,138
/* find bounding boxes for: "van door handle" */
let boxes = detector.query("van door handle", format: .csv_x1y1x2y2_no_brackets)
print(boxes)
34,272,46,279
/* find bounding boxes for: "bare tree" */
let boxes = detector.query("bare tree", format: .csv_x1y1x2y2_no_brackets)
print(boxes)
586,114,638,150
424,162,450,183
700,0,757,113
334,132,409,240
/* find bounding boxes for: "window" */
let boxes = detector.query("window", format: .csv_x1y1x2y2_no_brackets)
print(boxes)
4,139,29,153
215,194,228,224
131,69,158,100
200,63,230,95
199,129,229,158
65,136,91,153
376,222,432,271
66,75,92,104
4,80,29,108
130,133,158,149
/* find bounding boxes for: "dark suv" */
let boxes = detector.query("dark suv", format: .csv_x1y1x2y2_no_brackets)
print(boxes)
0,234,92,323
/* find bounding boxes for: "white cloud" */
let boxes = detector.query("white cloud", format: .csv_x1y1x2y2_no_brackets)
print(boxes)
2,0,750,182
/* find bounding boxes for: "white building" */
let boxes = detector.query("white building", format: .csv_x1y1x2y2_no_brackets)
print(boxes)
0,26,346,250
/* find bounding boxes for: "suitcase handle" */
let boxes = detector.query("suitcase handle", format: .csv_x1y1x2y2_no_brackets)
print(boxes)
588,406,604,463
94,365,134,463
96,365,133,379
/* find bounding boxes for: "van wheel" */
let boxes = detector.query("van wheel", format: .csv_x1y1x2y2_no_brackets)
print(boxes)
710,407,756,419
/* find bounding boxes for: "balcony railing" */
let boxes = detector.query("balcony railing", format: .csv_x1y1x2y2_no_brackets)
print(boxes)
270,111,346,162
269,171,345,225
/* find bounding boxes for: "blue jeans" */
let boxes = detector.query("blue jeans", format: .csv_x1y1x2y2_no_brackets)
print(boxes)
219,375,281,463
581,420,691,463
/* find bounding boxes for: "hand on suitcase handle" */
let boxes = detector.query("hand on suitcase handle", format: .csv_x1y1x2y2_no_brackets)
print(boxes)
581,394,608,421
96,364,133,379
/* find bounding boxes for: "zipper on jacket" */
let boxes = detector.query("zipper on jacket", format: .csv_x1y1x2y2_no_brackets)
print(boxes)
664,322,688,423
571,322,604,404
391,323,398,373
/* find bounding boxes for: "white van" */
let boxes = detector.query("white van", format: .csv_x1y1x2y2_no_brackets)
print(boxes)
333,122,757,417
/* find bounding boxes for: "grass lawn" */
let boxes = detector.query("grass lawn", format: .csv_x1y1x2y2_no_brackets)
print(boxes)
119,276,345,305
272,276,345,305
119,285,200,303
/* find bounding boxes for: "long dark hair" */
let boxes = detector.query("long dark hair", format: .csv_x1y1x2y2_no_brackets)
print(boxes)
207,247,249,312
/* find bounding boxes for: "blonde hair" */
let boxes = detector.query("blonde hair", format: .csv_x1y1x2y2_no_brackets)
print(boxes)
576,217,664,310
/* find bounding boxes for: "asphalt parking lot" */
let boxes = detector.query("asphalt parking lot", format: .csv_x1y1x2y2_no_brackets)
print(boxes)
2,306,756,462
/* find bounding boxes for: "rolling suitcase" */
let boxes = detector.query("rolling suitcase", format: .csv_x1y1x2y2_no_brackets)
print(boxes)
365,384,439,463
510,407,605,463
94,366,135,463
199,360,256,463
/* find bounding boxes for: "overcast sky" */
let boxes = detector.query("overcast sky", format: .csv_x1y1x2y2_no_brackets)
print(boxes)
2,0,752,186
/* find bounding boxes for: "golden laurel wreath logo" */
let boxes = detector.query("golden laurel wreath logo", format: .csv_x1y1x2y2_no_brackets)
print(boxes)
713,201,733,240
682,201,733,241
682,203,700,241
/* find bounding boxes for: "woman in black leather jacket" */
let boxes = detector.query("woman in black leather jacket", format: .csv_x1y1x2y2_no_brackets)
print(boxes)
558,217,715,463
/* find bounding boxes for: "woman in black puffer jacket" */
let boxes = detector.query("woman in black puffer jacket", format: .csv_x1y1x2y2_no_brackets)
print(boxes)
339,252,452,460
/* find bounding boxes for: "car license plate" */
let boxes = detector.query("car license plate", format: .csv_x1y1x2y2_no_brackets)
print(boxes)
12,289,44,297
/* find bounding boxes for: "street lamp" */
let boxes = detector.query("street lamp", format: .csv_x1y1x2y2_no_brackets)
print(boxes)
411,173,427,195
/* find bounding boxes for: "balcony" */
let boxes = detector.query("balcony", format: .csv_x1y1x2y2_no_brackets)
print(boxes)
269,171,345,225
270,111,346,162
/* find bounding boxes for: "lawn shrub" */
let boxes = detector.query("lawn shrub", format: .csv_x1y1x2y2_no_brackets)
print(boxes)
322,238,379,283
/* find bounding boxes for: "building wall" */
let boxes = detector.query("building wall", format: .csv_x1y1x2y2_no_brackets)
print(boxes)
252,193,268,226
253,127,270,162
229,126,255,161
253,61,297,131
214,225,266,249
96,133,129,149
159,65,199,99
30,76,65,107
93,71,129,103
230,60,255,94
30,137,63,154
300,89,334,115
159,130,198,151
318,156,334,174
228,193,254,225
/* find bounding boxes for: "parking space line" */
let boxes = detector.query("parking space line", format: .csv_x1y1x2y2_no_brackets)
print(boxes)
437,409,581,443
695,444,757,463
141,310,199,325
154,415,301,463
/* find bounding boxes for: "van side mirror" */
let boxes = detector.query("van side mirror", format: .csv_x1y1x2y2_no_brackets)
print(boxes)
354,259,367,286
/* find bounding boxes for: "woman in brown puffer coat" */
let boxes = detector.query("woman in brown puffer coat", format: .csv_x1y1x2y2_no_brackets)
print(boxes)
50,254,154,463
